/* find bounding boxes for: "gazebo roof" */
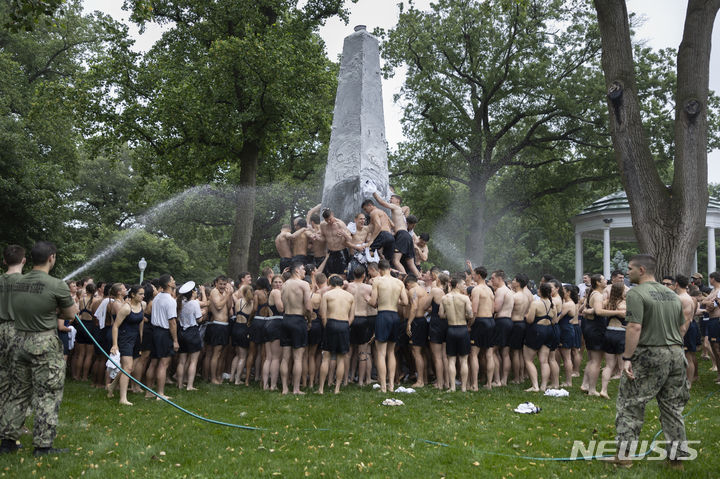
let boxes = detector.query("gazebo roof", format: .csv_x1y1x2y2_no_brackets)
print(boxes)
571,189,720,241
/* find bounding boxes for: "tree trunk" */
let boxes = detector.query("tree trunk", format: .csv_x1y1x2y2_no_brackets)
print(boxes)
465,169,488,265
228,142,259,279
593,0,718,276
246,215,263,278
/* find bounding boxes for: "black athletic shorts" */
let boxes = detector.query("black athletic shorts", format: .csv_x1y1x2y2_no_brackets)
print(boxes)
370,230,395,261
603,328,625,355
582,317,607,351
350,315,373,345
292,254,310,267
140,321,154,352
708,317,720,342
59,331,70,355
492,317,513,348
76,319,97,345
508,321,526,350
152,326,175,358
231,322,250,348
118,329,139,357
524,323,552,351
206,323,230,346
266,317,282,342
322,318,350,354
308,318,323,346
179,325,202,354
279,257,292,272
394,230,414,259
324,249,348,276
428,315,447,344
375,310,402,343
470,317,495,349
446,325,471,357
281,314,308,348
410,316,428,347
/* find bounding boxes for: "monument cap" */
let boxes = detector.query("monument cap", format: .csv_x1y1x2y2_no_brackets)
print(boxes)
354,25,366,32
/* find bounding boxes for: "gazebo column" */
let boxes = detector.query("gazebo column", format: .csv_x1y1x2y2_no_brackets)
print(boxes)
603,226,611,279
575,231,583,285
709,227,717,274
694,250,698,274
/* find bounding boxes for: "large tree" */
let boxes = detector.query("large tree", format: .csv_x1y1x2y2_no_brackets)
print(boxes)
593,0,720,275
102,0,348,278
383,0,615,264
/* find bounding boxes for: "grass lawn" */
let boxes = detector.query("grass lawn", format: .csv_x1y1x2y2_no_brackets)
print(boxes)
1,358,719,478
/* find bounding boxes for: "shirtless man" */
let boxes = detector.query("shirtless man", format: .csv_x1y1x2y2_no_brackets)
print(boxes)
509,274,530,383
369,259,408,392
275,225,293,272
362,199,396,264
306,204,327,267
207,276,233,384
318,209,352,276
469,267,495,390
490,270,514,386
603,270,630,299
440,274,472,392
404,274,428,387
289,219,314,266
346,266,375,386
702,272,720,383
373,192,420,277
318,275,355,394
390,192,410,218
279,262,312,394
674,274,697,387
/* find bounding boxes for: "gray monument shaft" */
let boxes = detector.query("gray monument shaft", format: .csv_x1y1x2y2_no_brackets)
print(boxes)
321,26,390,223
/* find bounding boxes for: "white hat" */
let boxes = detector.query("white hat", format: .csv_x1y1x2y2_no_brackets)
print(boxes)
178,281,195,295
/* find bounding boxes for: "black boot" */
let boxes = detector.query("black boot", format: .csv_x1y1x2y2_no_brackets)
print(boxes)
33,446,68,456
0,439,21,454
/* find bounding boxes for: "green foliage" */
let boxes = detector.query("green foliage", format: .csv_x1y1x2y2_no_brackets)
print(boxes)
2,0,65,32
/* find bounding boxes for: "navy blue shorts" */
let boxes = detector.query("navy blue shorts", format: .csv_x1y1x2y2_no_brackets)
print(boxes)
179,325,202,354
250,318,268,344
573,323,582,348
409,317,428,347
558,322,575,349
308,319,323,346
509,321,526,350
446,325,471,357
375,310,402,343
59,331,70,355
118,330,140,358
701,317,709,337
524,323,553,351
603,328,625,355
493,317,513,348
281,314,308,348
152,326,175,358
350,316,372,345
470,317,495,349
428,315,447,344
266,318,282,342
684,320,700,353
707,317,720,342
76,319,97,345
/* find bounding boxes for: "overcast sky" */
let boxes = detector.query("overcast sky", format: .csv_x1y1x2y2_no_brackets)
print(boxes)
84,0,720,183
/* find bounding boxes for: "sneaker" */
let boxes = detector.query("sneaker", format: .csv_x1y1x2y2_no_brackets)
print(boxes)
33,447,69,456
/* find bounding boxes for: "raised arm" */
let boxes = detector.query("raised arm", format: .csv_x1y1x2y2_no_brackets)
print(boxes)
306,203,322,225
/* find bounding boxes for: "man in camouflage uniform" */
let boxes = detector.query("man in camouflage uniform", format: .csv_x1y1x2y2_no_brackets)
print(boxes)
0,242,77,456
0,245,25,411
613,254,689,467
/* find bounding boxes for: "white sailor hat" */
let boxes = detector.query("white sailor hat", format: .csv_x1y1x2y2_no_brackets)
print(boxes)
178,281,196,295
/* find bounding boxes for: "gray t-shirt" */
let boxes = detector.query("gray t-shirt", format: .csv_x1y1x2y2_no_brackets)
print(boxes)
151,292,177,329
178,299,202,329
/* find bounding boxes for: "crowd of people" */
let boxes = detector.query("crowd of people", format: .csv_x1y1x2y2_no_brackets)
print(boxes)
0,195,710,461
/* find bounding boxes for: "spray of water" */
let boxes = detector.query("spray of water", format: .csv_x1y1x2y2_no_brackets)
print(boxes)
62,185,215,280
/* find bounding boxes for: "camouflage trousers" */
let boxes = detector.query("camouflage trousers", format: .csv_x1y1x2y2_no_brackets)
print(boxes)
0,330,65,448
615,345,690,460
0,321,17,409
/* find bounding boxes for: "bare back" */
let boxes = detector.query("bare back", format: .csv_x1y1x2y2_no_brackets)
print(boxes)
275,231,292,258
511,290,529,322
471,283,494,317
346,281,374,316
321,288,355,323
372,274,407,312
281,278,311,316
442,292,472,327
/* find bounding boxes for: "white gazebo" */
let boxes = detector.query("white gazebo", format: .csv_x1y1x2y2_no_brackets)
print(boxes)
570,190,720,284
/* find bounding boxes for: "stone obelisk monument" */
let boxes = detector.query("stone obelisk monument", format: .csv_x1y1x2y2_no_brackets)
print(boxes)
321,25,390,222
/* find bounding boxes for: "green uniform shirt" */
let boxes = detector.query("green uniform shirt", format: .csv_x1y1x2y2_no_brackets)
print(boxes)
0,273,22,321
9,270,74,332
625,281,684,347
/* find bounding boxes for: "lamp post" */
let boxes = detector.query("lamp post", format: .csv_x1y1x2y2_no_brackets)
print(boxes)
138,257,147,284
